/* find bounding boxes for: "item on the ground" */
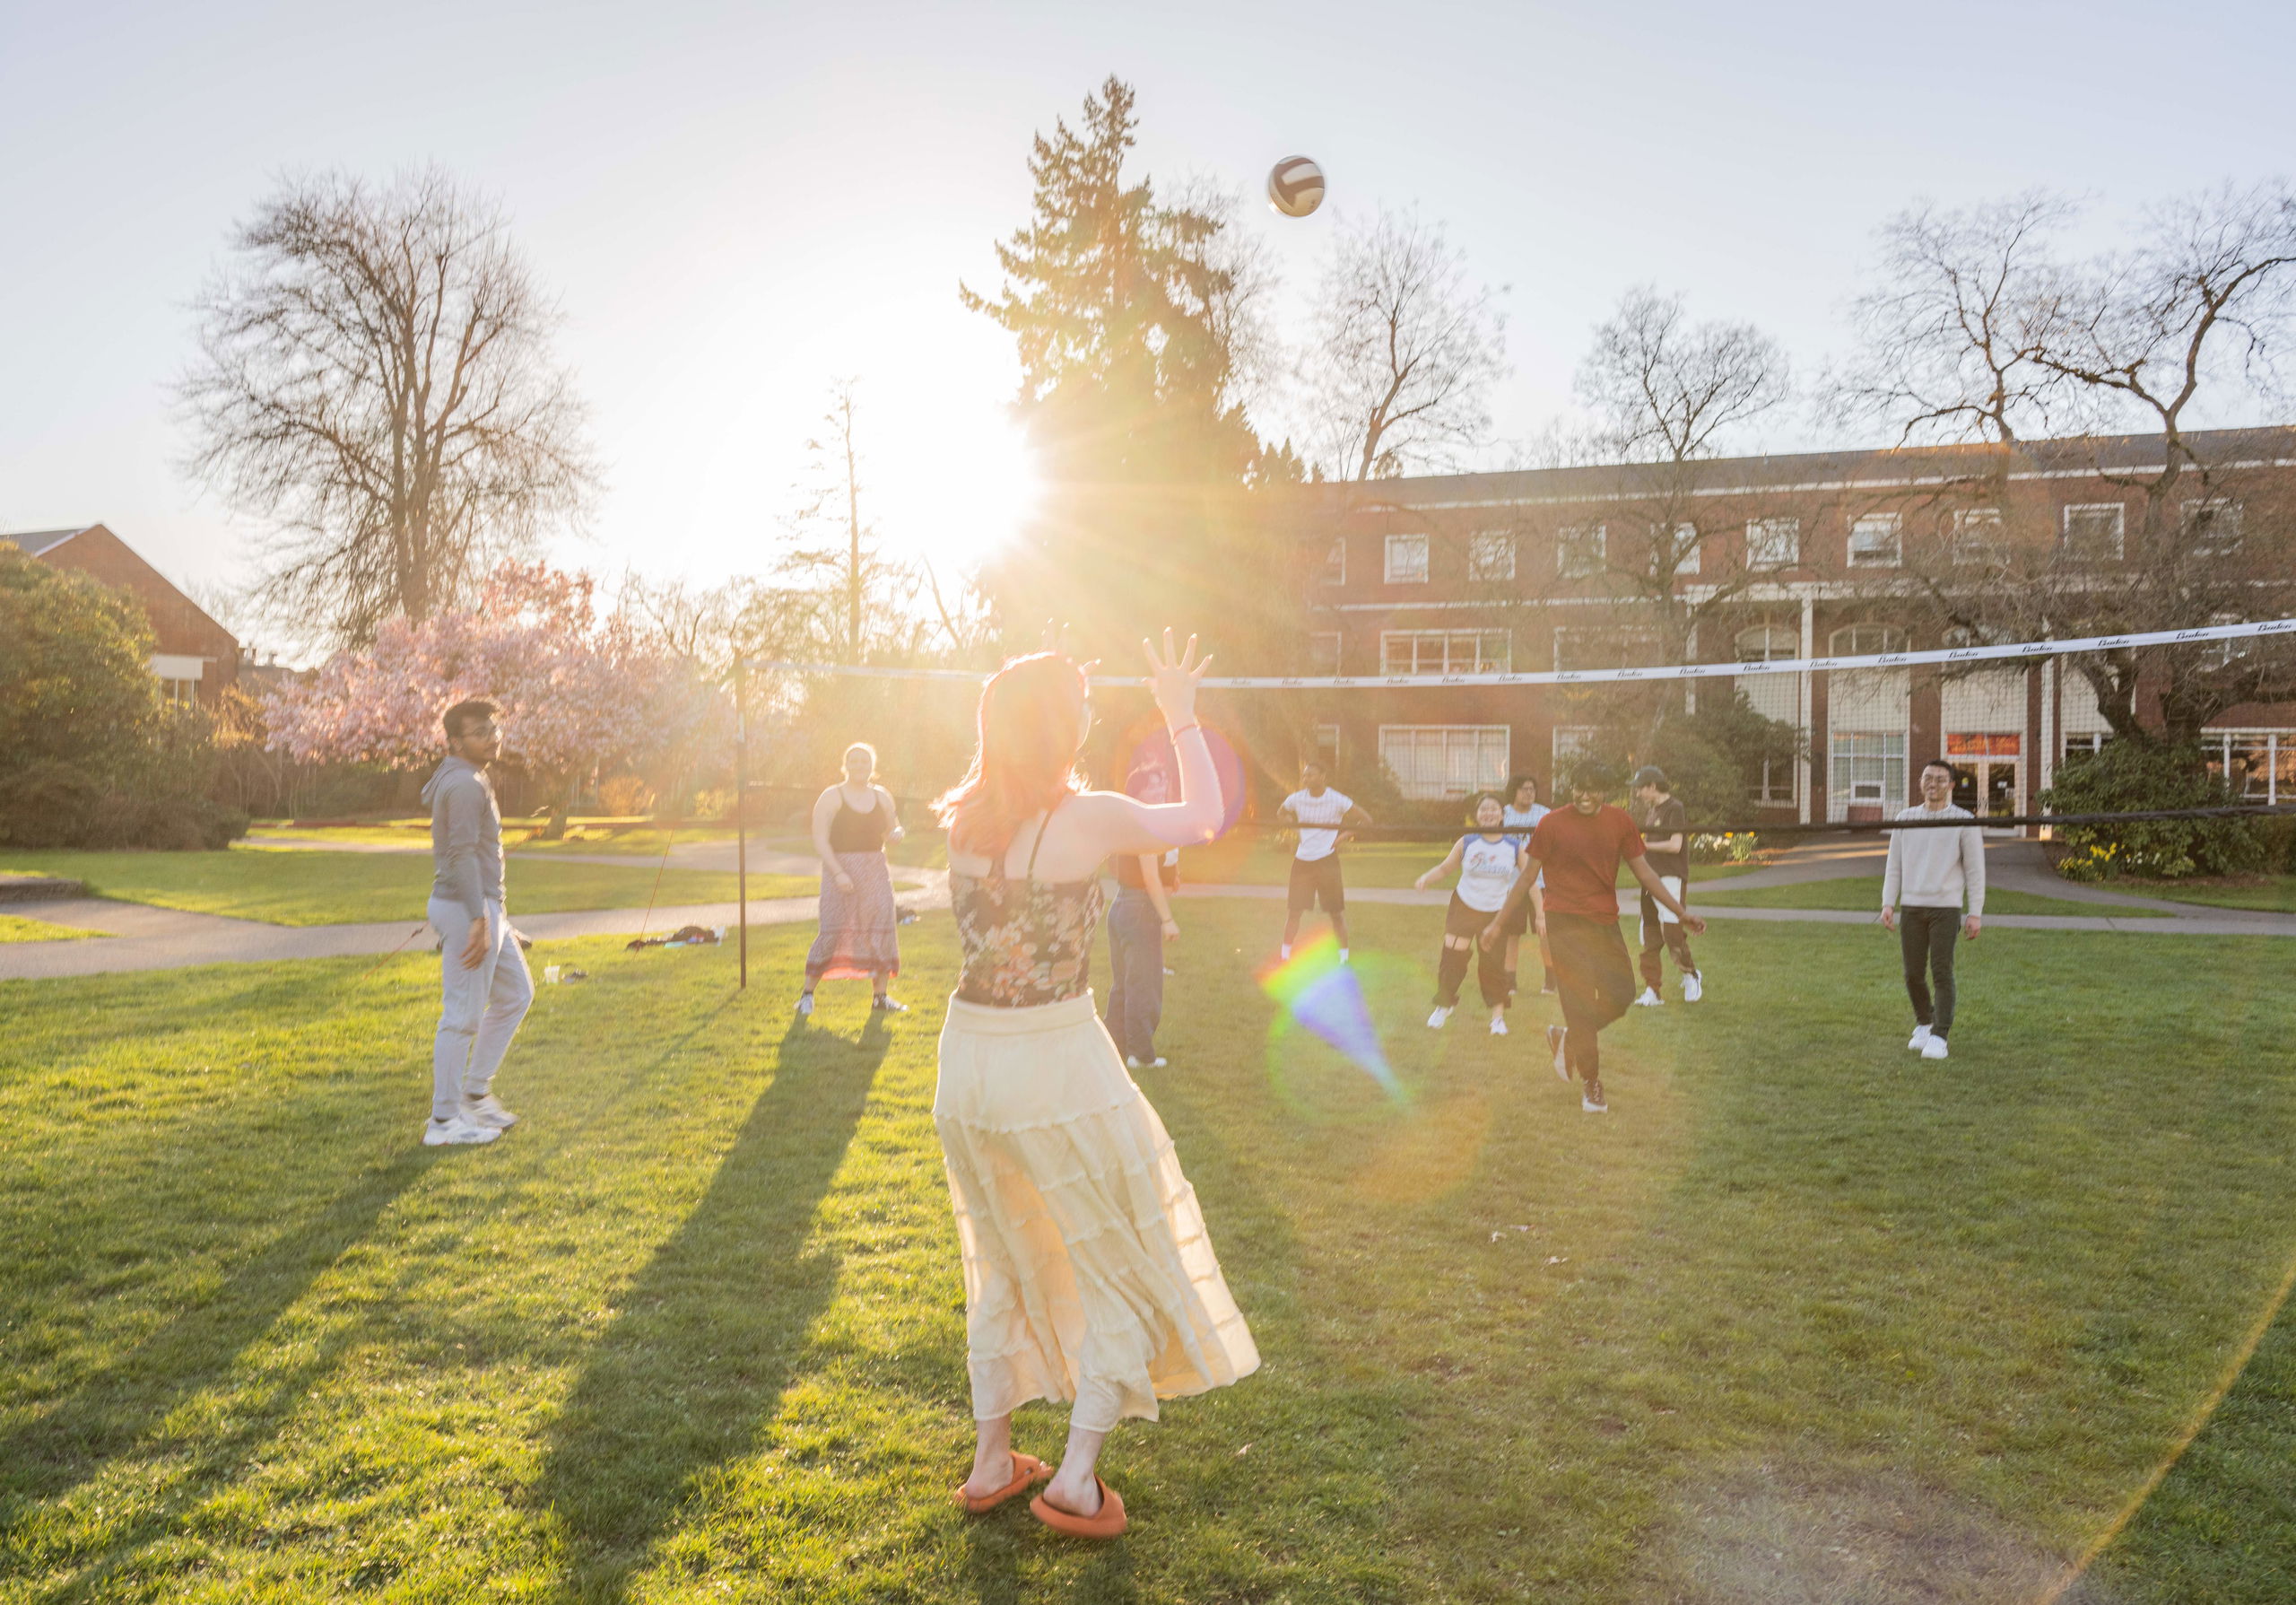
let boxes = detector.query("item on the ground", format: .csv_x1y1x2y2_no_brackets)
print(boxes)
898,908,920,925
624,924,721,952
543,964,589,984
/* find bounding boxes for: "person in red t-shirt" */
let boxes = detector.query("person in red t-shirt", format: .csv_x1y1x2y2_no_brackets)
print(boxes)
1482,758,1704,1112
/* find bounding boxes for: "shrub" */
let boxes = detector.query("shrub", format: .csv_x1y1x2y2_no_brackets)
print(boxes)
0,762,248,850
2041,740,2264,881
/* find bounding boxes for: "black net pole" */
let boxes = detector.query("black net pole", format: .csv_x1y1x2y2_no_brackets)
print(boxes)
735,659,748,990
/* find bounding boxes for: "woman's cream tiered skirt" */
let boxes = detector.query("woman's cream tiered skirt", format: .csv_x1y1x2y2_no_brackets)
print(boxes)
934,991,1259,1431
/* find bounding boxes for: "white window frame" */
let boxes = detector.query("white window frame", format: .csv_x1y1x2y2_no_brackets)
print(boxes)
1381,629,1511,676
1735,624,1798,663
1378,725,1512,801
1848,512,1902,569
1556,523,1606,579
1313,721,1342,770
1307,632,1343,676
1952,507,2007,568
1468,528,1517,581
1324,534,1348,585
1552,726,1597,765
1384,532,1430,584
1827,623,1909,657
1828,729,1909,822
1665,521,1700,577
2061,502,2126,563
1746,517,1801,570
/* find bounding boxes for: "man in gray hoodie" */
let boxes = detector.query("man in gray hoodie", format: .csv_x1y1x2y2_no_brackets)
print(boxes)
1881,758,1985,1062
421,698,531,1146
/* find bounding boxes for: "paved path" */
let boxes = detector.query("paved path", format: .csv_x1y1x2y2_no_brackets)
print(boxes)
5,837,2287,982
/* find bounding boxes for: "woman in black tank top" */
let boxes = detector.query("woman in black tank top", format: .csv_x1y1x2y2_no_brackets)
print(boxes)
799,742,906,1016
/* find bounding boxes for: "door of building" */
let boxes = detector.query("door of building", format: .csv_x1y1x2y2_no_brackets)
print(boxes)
1945,734,2023,832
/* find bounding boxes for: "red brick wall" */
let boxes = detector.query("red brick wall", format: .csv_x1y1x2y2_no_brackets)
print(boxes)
32,526,239,704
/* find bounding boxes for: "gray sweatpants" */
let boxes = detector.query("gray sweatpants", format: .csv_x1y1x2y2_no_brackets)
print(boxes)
428,896,533,1120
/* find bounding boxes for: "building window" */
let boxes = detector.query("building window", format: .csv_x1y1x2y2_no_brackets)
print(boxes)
1735,624,1798,663
1468,529,1517,581
1663,522,1700,577
1324,534,1348,585
1378,725,1511,800
1552,626,1661,673
1307,632,1343,676
1381,630,1510,676
1952,508,2007,567
2198,614,2256,672
1827,623,1909,658
1556,523,1606,579
2061,502,2126,563
1748,753,1796,807
1313,721,1342,772
1552,726,1596,765
160,678,199,707
1385,533,1430,583
1746,517,1801,569
1848,513,1902,568
1829,730,1908,820
2187,498,2244,555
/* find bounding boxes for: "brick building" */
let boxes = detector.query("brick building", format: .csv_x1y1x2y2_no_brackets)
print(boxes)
1300,427,2296,831
10,524,240,707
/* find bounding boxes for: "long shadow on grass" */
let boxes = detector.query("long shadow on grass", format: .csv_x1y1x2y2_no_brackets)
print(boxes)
536,1010,891,1602
0,1146,439,1519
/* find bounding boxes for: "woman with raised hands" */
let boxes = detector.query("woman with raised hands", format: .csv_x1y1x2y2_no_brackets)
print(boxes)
934,630,1258,1541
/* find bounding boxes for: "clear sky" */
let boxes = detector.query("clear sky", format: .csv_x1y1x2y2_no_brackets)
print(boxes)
4,0,2292,656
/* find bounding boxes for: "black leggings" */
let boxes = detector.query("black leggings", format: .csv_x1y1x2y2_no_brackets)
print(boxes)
1546,912,1637,1080
1900,905,1961,1036
1436,895,1509,1008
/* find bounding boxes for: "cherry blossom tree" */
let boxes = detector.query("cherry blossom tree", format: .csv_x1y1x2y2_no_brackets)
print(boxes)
264,562,691,834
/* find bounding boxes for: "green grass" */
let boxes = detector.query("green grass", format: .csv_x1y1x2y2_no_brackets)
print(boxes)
1176,835,1771,890
0,913,91,943
2,906,2291,1600
248,821,744,856
2092,875,2296,913
1694,875,2177,918
0,848,812,928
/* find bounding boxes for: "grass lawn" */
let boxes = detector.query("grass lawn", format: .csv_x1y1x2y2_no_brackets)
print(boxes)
2089,875,2296,914
1695,875,2178,918
0,848,812,928
0,913,93,943
249,820,745,856
2,907,2291,1601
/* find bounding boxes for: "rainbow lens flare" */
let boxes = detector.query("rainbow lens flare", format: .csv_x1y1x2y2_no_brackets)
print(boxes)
1259,932,1405,1104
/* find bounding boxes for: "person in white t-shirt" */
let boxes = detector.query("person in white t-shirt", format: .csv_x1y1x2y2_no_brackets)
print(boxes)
1413,793,1526,1035
1499,772,1553,999
1277,760,1372,962
1881,758,1986,1061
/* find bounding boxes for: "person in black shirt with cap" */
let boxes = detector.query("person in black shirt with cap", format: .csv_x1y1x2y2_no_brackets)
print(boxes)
1630,765,1702,1007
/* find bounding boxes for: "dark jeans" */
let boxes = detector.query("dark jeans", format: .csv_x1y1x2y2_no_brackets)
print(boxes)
1546,912,1637,1081
1899,904,1961,1036
1637,890,1700,990
1105,889,1164,1062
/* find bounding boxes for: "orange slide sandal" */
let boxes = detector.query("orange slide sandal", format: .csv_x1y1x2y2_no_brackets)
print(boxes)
1030,1477,1127,1539
953,1452,1049,1514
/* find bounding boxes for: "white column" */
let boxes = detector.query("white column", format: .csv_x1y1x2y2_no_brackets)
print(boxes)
2039,659,2057,815
1797,593,1814,824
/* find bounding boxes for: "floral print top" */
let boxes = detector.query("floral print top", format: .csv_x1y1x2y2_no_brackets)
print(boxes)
949,806,1106,1007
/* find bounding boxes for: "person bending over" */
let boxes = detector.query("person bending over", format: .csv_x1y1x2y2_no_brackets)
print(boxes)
1483,758,1704,1113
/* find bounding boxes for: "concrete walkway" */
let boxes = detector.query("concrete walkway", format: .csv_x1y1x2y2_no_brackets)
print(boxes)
5,838,2288,983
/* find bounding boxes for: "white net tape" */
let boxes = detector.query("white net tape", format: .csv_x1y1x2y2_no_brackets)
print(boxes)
753,616,2296,689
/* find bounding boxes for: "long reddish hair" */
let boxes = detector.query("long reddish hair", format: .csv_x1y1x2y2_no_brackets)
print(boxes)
935,653,1091,859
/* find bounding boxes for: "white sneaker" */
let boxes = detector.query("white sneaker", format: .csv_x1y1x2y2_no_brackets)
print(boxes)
1427,1006,1453,1029
1125,1055,1169,1069
1489,1014,1509,1036
1921,1035,1951,1060
1280,945,1292,962
465,1094,518,1129
796,992,814,1017
1907,1024,1932,1052
423,1114,500,1147
1682,973,1702,1003
1582,1079,1609,1113
1339,948,1351,964
1632,987,1663,1007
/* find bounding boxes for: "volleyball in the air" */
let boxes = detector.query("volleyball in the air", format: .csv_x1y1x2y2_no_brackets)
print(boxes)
1267,155,1326,218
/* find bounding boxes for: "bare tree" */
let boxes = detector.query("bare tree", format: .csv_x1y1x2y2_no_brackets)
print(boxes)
1833,183,2296,744
1561,288,1801,666
179,167,597,649
1299,209,1508,480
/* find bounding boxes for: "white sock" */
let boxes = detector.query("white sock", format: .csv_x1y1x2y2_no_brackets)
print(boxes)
1280,945,1291,960
1339,948,1350,964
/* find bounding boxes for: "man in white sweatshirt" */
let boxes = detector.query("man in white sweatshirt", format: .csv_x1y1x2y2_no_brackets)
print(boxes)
1880,758,1985,1061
